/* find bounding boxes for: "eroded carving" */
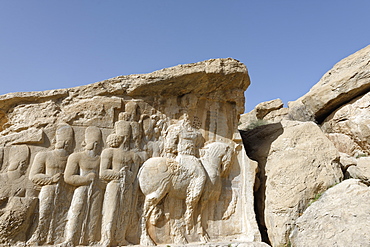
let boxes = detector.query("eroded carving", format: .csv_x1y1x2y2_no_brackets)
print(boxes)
0,59,254,246
100,133,140,246
3,145,31,197
0,145,36,245
62,126,103,246
138,113,235,245
27,125,74,245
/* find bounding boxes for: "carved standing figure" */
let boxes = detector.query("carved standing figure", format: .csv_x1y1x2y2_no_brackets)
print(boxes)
144,113,164,157
138,113,207,245
4,145,32,197
62,126,103,246
0,145,37,245
27,125,74,245
99,133,140,246
114,112,132,151
125,101,143,151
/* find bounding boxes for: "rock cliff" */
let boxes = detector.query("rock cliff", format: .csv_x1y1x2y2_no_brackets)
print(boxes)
0,58,263,246
240,44,370,246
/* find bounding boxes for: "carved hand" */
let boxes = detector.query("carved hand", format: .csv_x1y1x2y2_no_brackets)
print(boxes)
119,167,128,178
32,176,54,186
51,173,63,183
86,172,96,183
107,173,120,181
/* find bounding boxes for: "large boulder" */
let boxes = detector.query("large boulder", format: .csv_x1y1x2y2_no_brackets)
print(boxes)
322,91,370,156
290,179,370,247
241,120,343,247
288,44,370,123
239,99,287,131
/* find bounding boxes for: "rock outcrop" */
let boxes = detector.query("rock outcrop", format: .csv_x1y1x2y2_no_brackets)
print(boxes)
321,91,370,156
239,99,288,131
0,58,263,246
241,120,343,246
239,44,370,247
290,179,370,247
2,43,370,247
288,44,370,123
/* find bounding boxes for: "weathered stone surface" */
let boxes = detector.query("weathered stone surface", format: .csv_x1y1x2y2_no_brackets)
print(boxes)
238,110,258,131
288,44,370,123
290,179,370,247
238,99,288,131
339,152,357,170
149,241,271,247
0,59,248,137
263,107,288,123
255,99,283,119
345,156,370,185
0,58,260,246
0,197,38,245
322,91,370,156
0,128,44,147
241,120,343,247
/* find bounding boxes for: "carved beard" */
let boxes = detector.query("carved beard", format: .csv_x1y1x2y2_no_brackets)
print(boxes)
55,141,65,149
85,142,96,150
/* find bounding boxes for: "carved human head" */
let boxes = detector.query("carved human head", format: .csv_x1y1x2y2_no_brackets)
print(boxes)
54,124,74,153
8,145,30,175
125,101,139,121
179,113,192,129
106,134,123,148
119,112,131,121
83,126,102,151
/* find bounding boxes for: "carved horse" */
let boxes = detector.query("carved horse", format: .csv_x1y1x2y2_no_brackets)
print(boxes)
138,142,234,246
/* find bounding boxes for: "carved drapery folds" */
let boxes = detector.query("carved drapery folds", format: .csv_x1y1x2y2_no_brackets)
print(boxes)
0,58,260,246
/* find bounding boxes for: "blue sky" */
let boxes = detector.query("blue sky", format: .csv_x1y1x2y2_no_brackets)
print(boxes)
1,1,369,112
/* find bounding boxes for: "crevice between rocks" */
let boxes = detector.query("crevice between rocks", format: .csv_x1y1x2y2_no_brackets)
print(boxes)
239,123,284,245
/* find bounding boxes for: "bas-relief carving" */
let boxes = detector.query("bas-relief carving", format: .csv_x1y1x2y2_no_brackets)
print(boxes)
100,133,141,246
0,96,247,246
27,124,74,245
62,126,104,246
0,145,37,245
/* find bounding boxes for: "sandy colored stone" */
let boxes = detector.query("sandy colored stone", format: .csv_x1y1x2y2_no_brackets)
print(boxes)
288,44,370,122
263,107,288,123
345,156,370,185
255,99,283,119
290,179,370,247
0,197,38,245
238,110,258,131
238,99,287,132
241,120,343,247
321,91,370,156
338,152,357,170
0,58,260,246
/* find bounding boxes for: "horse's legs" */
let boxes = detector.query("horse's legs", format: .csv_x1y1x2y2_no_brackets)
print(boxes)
169,197,188,245
196,198,210,242
140,189,169,246
140,195,159,246
184,176,206,234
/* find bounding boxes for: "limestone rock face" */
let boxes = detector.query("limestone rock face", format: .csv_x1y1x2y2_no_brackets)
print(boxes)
241,120,343,247
239,99,288,131
255,99,284,119
0,58,261,246
290,179,370,247
289,44,370,123
322,91,370,156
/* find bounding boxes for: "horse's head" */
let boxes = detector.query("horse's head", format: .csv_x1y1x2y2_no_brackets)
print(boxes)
202,142,235,177
220,143,234,177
